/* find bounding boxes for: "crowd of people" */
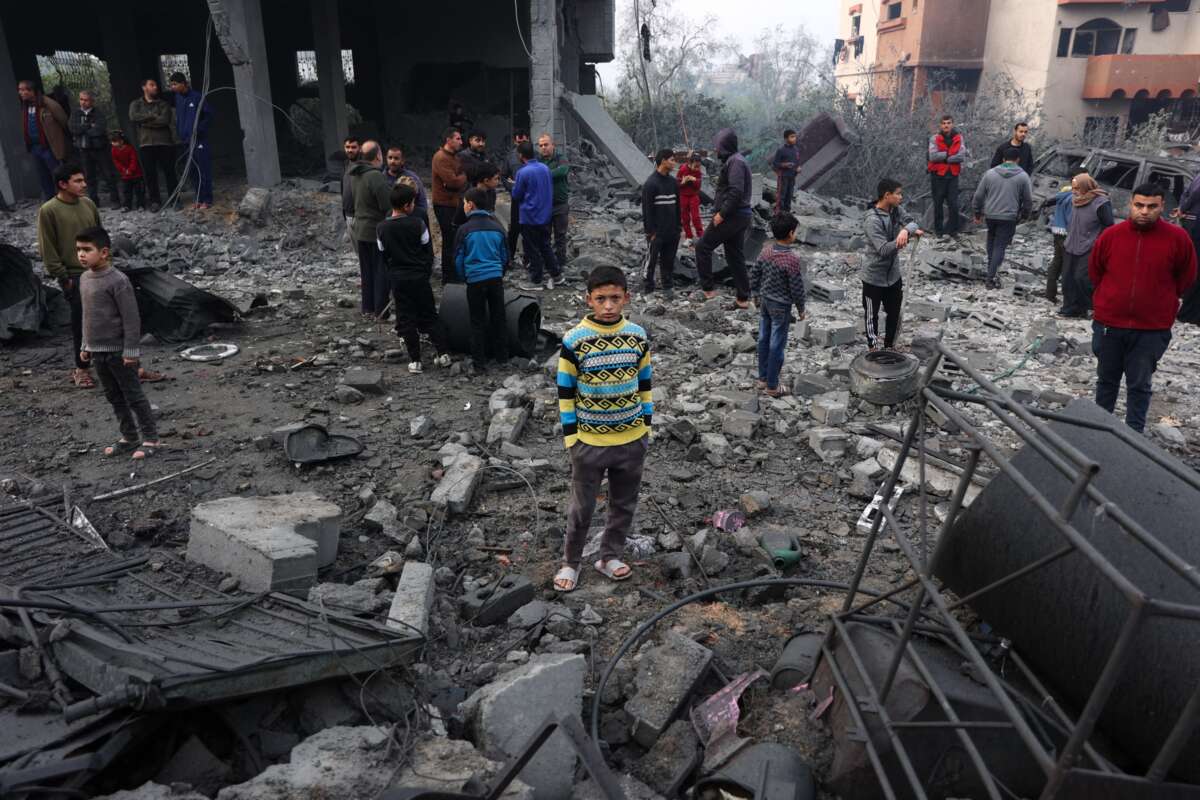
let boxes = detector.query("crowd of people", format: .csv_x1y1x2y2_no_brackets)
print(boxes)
25,89,1200,589
18,73,213,211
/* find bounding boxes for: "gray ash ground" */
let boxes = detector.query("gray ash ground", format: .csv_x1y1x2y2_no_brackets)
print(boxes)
2,167,1199,798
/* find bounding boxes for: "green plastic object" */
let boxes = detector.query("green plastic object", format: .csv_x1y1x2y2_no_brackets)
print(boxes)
761,530,802,569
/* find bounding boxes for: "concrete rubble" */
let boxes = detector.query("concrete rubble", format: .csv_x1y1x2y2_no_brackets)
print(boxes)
2,136,1199,800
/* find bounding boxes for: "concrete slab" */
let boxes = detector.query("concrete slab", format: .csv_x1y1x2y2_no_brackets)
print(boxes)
462,653,587,800
430,453,484,514
563,92,653,188
387,562,435,638
624,631,713,748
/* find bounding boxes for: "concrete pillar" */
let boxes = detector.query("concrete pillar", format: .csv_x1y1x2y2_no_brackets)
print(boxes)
207,0,281,187
310,0,348,173
0,16,37,202
97,0,144,140
530,0,561,142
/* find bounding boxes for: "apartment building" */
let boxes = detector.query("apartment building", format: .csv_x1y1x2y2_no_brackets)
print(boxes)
980,0,1200,143
833,0,992,105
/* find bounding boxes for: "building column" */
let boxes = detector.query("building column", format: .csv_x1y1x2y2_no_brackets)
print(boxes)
206,0,281,187
530,0,561,142
0,16,37,202
98,0,143,139
310,0,347,173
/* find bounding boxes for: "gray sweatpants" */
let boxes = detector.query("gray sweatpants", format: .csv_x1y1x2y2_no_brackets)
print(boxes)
563,437,648,567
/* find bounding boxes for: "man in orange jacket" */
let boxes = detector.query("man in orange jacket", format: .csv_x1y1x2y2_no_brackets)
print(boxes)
927,114,967,237
1089,183,1197,432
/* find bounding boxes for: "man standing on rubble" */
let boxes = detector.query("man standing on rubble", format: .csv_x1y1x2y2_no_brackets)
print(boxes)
927,115,966,238
640,149,681,296
348,141,393,316
1059,173,1113,318
128,78,177,212
770,128,801,214
862,178,922,351
168,72,213,210
503,129,531,272
341,136,360,234
17,80,69,201
696,128,753,309
432,128,467,285
990,122,1034,175
68,90,120,209
383,144,427,222
972,147,1032,290
1089,183,1196,433
538,134,571,266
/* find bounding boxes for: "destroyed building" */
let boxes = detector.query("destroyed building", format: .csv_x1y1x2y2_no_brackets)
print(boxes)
0,0,618,203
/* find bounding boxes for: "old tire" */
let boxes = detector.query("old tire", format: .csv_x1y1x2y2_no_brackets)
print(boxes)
849,351,920,405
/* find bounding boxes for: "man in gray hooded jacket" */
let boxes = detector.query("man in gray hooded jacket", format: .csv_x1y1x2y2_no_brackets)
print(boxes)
862,178,921,350
972,147,1032,289
696,128,754,307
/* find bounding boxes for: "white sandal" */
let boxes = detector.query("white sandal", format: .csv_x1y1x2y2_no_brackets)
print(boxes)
553,565,579,593
594,559,632,582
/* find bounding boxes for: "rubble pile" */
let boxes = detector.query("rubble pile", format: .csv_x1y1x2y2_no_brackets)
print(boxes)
1,143,1199,799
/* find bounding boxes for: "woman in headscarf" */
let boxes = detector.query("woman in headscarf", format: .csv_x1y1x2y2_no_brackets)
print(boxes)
1059,173,1114,319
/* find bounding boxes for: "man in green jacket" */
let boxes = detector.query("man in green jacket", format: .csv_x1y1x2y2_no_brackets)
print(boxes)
128,78,177,211
538,133,570,266
348,140,393,315
37,162,101,387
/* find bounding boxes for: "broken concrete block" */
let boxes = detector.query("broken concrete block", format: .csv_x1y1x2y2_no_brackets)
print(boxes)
722,409,760,440
187,494,341,595
850,457,886,499
362,499,399,538
460,574,536,626
340,368,385,395
237,186,271,225
387,561,434,638
810,323,858,347
812,390,851,425
390,737,533,798
461,654,587,800
908,299,951,321
808,280,847,303
410,415,433,437
1153,423,1187,448
308,578,386,614
332,384,364,404
876,447,980,503
808,427,849,463
437,441,469,466
217,726,393,800
632,719,701,797
430,453,484,514
793,373,836,397
700,432,731,454
489,387,523,413
487,406,529,445
625,630,714,748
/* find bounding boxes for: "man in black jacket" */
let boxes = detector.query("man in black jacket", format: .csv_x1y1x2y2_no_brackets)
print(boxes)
696,128,754,308
990,122,1034,175
641,149,681,296
68,91,120,208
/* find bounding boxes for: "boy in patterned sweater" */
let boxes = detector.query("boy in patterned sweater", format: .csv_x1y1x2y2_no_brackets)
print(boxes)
751,212,806,397
554,266,652,592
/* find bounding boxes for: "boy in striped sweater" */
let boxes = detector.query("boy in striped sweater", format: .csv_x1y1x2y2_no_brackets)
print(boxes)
554,266,652,592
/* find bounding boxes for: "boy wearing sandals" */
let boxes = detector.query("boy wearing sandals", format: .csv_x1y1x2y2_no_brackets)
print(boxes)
76,226,161,460
554,266,652,592
751,213,806,398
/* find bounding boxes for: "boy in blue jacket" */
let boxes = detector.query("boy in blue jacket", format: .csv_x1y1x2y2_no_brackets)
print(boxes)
454,188,510,368
168,72,214,209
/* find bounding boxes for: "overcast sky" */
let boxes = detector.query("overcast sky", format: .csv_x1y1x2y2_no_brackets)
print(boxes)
594,0,840,91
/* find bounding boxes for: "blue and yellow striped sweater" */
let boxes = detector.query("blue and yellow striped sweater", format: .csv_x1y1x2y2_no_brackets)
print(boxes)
557,315,652,448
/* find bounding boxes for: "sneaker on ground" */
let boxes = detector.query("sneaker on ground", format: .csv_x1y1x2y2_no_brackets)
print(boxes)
520,282,544,291
433,354,452,368
408,361,423,374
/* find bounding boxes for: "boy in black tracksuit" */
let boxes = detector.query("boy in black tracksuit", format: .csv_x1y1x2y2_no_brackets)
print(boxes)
377,183,450,373
640,148,681,295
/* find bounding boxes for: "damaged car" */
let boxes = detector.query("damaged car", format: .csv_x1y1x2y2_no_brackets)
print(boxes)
1032,145,1200,217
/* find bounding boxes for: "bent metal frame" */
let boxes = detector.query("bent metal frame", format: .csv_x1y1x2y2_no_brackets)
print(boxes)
822,343,1200,800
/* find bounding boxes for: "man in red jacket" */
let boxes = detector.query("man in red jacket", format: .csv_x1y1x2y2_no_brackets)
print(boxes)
927,115,967,237
1089,183,1197,433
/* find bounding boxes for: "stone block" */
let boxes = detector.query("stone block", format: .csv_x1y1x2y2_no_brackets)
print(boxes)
461,654,587,800
811,324,858,347
387,562,435,638
362,499,399,538
459,574,536,626
700,432,731,454
237,187,271,225
722,410,760,440
908,299,951,321
341,368,385,395
808,280,847,303
187,494,341,595
487,406,529,445
812,390,850,425
489,388,523,413
793,373,836,397
430,453,484,514
850,457,886,499
631,719,701,797
808,427,849,464
625,630,714,748
309,579,386,614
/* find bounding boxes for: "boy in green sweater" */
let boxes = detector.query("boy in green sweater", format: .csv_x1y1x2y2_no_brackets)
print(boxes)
76,226,161,460
554,266,652,592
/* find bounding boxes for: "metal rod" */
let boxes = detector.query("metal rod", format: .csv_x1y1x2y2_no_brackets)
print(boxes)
820,642,900,800
90,458,217,502
879,587,925,703
1146,682,1200,781
890,720,1015,729
945,544,1076,612
923,446,982,579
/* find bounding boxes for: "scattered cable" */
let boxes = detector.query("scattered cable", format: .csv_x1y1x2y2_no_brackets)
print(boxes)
514,0,534,61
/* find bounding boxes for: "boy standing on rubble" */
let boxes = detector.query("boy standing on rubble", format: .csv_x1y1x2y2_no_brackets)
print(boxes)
76,226,161,460
554,266,652,593
862,179,922,351
770,129,801,214
677,152,704,246
640,148,681,296
454,187,509,370
376,183,451,374
751,213,806,397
